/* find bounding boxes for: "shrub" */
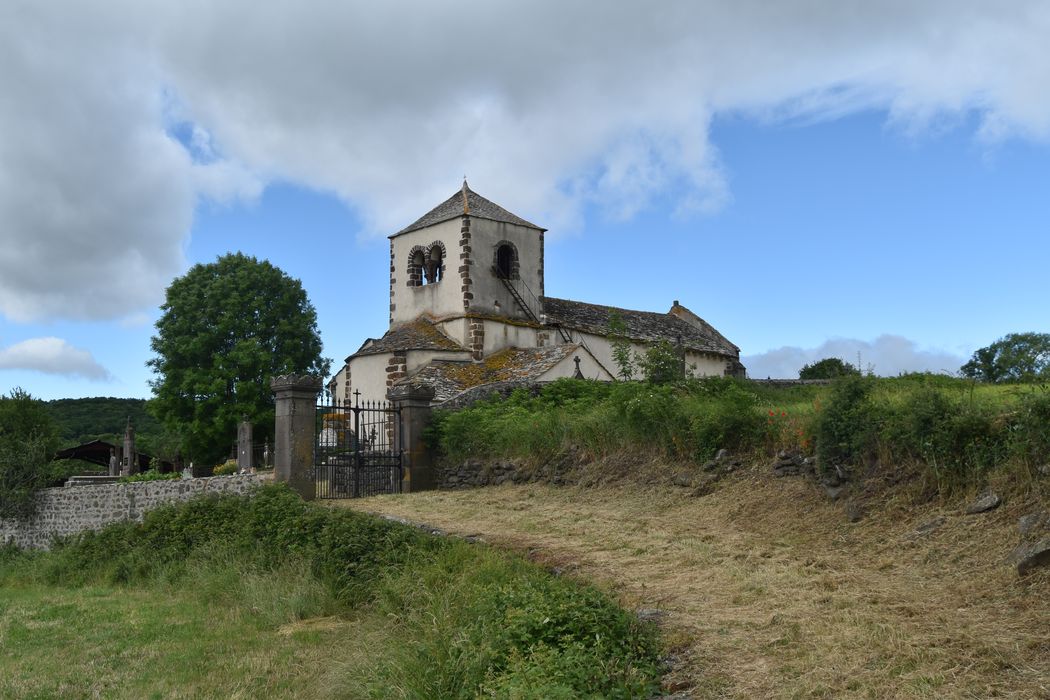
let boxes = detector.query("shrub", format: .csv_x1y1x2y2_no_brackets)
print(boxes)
119,470,181,483
0,434,54,519
0,389,59,519
1009,389,1050,467
814,375,878,471
683,381,765,460
880,386,1004,493
13,485,662,698
637,340,684,385
213,459,239,476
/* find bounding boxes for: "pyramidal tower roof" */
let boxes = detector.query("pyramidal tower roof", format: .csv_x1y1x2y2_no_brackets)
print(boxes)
391,181,545,237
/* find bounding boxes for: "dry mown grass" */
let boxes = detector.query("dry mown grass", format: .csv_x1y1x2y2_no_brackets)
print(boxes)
336,466,1050,699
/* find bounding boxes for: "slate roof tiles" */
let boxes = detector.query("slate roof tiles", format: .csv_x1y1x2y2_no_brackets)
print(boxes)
349,317,465,359
393,182,544,236
392,344,580,403
541,297,739,357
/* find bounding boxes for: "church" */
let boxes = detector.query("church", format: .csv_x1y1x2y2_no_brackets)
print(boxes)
329,183,745,405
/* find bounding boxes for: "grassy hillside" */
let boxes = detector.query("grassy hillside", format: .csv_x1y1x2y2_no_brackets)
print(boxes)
44,397,161,445
430,375,1050,496
0,486,662,698
342,476,1050,699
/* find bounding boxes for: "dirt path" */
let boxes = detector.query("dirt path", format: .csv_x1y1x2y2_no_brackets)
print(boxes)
336,471,1049,698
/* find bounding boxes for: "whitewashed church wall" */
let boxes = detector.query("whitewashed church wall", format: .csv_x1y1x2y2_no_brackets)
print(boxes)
539,351,614,382
481,319,542,355
467,219,544,321
406,349,471,374
391,218,462,324
570,332,623,378
567,332,729,379
330,364,351,404
436,317,470,348
683,351,731,377
346,354,391,405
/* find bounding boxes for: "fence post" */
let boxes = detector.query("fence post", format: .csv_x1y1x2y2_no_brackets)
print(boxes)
388,383,436,493
271,374,322,500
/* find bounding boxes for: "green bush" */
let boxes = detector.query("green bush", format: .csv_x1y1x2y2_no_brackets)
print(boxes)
212,459,239,476
0,389,59,519
637,340,684,384
8,485,661,698
812,376,879,472
119,469,181,483
436,378,775,465
1009,389,1050,467
799,357,860,380
880,387,1004,492
429,375,1047,497
682,380,766,460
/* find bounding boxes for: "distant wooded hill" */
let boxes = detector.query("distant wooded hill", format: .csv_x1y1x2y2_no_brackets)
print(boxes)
44,397,161,445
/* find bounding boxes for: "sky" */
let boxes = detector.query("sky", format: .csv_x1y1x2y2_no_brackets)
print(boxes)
1,1,1048,400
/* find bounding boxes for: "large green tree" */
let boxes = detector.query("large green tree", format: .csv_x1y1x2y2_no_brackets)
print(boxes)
799,357,861,380
0,388,59,518
148,253,329,465
960,332,1050,383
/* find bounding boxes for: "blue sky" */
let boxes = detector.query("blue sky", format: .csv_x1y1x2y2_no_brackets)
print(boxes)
1,2,1048,399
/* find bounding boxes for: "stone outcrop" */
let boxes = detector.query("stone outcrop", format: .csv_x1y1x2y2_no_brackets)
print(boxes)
964,492,1002,514
770,450,816,478
1008,509,1050,576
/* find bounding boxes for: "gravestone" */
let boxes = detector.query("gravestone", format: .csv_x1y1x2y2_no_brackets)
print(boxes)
237,419,253,473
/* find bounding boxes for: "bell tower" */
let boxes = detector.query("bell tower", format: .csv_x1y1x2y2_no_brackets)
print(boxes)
388,182,546,327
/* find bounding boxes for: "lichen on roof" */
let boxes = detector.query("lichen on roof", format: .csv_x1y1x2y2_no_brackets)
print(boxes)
350,317,465,358
392,182,545,237
393,344,580,402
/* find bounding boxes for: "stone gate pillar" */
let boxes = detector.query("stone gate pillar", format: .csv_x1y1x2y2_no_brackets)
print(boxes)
271,374,322,500
388,383,436,493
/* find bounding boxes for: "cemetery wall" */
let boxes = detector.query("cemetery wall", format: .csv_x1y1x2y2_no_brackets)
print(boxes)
0,474,265,550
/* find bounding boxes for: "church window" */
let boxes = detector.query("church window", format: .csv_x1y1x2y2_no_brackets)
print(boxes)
406,246,426,287
494,241,519,280
424,241,445,284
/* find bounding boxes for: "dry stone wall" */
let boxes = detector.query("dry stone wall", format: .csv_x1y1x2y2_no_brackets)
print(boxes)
0,474,265,550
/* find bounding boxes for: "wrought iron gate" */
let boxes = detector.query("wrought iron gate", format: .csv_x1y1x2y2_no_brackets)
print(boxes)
314,393,403,499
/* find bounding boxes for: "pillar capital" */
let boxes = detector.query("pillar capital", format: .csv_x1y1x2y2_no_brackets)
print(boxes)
271,374,323,398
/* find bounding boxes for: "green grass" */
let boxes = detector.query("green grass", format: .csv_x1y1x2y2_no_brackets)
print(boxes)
430,376,1050,495
0,486,662,699
0,584,350,699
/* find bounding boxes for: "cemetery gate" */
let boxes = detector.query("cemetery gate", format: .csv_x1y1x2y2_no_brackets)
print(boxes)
314,393,403,499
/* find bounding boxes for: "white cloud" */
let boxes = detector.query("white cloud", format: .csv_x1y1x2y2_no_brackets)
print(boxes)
4,2,1050,320
743,334,966,379
0,337,112,380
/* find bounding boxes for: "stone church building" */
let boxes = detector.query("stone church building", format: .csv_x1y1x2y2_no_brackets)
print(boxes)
329,183,744,405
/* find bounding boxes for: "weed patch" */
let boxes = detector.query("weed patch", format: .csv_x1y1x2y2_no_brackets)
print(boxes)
0,485,661,698
431,376,1050,497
